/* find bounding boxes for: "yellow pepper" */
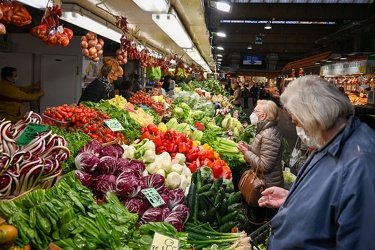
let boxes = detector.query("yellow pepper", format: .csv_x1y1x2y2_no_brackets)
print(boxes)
202,143,213,151
192,141,200,146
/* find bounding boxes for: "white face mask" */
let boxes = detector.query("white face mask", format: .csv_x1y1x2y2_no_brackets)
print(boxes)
12,76,19,83
296,126,320,149
250,112,259,125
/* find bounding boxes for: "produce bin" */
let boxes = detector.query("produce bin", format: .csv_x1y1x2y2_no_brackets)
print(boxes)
250,221,271,250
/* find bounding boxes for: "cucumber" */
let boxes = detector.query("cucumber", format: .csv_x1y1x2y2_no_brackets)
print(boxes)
206,207,217,222
219,198,228,216
218,221,237,233
196,168,203,191
192,192,199,222
214,192,224,206
199,193,215,211
227,203,243,213
198,210,207,221
219,211,238,225
227,191,242,205
236,213,247,224
197,183,212,194
213,177,223,190
200,190,215,199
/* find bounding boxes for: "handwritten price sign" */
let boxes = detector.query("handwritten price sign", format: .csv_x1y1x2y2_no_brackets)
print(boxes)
141,188,165,207
104,118,124,132
17,123,49,145
150,232,179,250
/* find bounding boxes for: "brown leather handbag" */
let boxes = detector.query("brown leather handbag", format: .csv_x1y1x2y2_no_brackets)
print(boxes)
238,162,266,207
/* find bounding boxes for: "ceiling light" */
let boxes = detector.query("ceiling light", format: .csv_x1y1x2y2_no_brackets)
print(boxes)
217,58,222,61
247,44,252,50
216,46,224,50
61,4,122,43
132,0,170,13
215,32,227,38
326,60,332,63
17,0,48,9
209,1,231,13
217,54,223,57
185,47,210,71
340,56,347,60
264,21,272,30
152,8,193,49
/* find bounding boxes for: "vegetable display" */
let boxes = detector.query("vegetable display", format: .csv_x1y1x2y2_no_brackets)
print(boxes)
0,112,69,200
0,172,138,249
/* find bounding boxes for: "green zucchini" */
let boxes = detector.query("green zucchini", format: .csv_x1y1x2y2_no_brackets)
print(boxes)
219,198,228,216
227,203,243,213
213,177,223,190
196,168,203,191
214,192,224,206
219,211,238,225
197,183,212,194
217,221,237,233
227,191,242,205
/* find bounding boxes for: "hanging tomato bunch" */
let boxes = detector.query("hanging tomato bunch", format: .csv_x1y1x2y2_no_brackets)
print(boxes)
30,0,73,46
80,31,104,62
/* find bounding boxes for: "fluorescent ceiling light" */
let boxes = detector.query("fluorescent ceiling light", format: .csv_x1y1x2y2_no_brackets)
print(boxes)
133,0,170,13
209,1,231,13
215,32,227,37
185,47,211,72
217,54,223,57
247,44,252,49
17,0,48,9
61,4,122,43
216,46,224,50
264,21,272,29
217,58,222,61
152,8,193,49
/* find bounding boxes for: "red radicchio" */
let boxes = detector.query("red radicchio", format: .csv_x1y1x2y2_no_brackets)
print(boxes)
93,174,117,199
172,204,190,223
122,198,147,217
75,152,100,172
101,145,120,158
129,159,146,177
161,207,171,221
80,140,102,155
116,173,142,198
160,193,170,209
168,189,185,210
142,174,166,194
164,212,183,232
141,207,163,224
113,144,124,157
75,170,93,188
97,156,118,174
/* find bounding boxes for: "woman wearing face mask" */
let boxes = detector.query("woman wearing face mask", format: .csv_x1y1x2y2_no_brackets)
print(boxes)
236,99,284,226
0,66,44,122
79,57,123,104
258,75,375,250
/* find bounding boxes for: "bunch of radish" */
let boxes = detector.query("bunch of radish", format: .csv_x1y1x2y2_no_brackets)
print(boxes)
80,32,104,62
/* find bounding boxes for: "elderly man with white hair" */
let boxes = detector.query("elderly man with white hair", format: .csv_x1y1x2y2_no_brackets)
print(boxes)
259,75,375,250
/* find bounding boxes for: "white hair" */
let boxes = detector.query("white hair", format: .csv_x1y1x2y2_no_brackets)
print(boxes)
257,99,279,121
280,75,354,134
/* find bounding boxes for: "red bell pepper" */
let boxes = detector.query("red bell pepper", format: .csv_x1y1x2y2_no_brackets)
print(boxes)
187,161,198,173
147,124,159,134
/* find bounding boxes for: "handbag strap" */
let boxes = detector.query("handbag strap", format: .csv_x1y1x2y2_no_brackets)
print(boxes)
253,159,265,179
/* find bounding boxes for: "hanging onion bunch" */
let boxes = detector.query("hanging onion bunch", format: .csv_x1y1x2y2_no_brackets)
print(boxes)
80,31,104,62
30,0,73,46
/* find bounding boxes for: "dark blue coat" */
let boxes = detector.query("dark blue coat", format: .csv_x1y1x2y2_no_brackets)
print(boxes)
269,116,375,249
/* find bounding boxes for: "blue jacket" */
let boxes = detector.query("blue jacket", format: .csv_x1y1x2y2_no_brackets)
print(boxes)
269,116,375,250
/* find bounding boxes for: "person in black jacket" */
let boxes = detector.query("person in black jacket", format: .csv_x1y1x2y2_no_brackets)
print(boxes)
162,75,172,94
242,83,250,109
79,57,123,103
120,80,133,101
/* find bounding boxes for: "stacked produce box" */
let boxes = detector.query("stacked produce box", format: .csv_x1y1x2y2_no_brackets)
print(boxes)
0,79,290,249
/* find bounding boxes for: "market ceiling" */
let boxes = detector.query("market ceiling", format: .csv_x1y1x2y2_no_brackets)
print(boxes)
9,1,375,73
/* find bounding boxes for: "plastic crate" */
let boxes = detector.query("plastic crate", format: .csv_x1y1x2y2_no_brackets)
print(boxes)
250,221,272,250
42,114,70,128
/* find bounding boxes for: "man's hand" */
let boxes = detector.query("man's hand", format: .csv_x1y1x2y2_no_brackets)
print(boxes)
258,187,289,208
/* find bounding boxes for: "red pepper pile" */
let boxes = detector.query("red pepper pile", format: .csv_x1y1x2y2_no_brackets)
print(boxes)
43,104,125,143
140,124,193,157
139,124,232,180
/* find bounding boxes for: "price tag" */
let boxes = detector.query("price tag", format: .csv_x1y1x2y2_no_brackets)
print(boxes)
17,123,49,146
141,188,165,207
104,118,124,132
189,125,197,131
150,232,179,250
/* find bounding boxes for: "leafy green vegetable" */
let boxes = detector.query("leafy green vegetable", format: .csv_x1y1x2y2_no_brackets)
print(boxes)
50,127,91,173
144,107,161,125
200,127,218,146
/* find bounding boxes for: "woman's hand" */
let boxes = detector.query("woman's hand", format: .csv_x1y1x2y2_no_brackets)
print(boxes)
236,141,249,155
258,187,289,208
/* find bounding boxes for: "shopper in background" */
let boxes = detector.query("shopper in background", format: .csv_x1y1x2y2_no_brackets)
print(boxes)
154,81,166,96
259,85,267,100
120,80,133,101
167,77,176,97
259,75,375,250
79,57,123,104
132,74,143,94
242,83,250,109
250,83,259,107
162,75,172,95
231,83,242,107
237,99,284,225
0,66,44,122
